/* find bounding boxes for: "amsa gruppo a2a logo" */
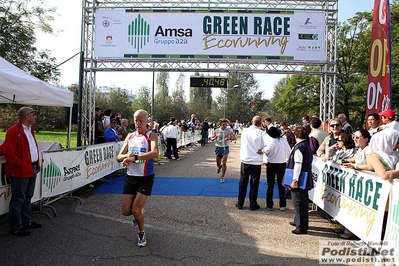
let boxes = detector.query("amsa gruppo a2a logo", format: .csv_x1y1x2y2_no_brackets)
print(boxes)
127,14,150,53
127,14,192,53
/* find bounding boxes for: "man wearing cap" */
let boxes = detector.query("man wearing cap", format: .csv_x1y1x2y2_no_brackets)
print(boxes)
3,107,42,236
379,109,399,131
104,119,121,142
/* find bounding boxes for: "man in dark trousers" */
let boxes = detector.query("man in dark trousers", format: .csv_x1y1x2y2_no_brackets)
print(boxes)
201,119,209,146
236,116,267,210
3,107,42,236
163,117,180,160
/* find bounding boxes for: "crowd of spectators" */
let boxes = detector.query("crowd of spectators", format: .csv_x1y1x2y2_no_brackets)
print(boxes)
254,109,399,240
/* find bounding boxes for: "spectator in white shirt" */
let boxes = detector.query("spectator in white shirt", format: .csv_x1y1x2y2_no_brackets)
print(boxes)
262,127,291,211
236,116,268,211
163,118,180,160
379,109,399,131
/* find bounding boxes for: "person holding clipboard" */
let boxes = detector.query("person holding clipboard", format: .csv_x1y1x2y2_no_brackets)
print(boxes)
285,126,313,235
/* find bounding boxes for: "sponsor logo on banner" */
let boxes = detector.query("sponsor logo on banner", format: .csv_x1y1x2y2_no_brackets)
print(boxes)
63,164,82,181
300,18,318,30
308,46,321,51
297,45,307,51
102,20,110,27
43,159,62,192
43,159,83,192
106,36,113,44
84,145,114,179
127,14,151,52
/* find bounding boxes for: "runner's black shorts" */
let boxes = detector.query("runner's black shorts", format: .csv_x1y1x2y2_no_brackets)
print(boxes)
123,174,155,196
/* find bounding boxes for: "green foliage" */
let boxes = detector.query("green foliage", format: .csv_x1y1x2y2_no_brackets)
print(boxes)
0,0,59,82
224,69,260,124
188,72,213,122
273,70,320,123
390,0,399,113
154,70,172,123
0,130,78,148
132,85,152,114
335,12,372,128
96,87,134,122
169,73,189,120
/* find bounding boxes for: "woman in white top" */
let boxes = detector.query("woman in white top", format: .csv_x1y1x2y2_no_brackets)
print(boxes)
369,128,399,175
262,127,291,211
343,129,373,171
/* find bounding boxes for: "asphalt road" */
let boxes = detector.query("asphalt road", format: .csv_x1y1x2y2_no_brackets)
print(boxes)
0,138,346,266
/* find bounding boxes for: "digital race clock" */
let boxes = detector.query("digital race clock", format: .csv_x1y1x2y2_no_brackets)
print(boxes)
190,76,228,88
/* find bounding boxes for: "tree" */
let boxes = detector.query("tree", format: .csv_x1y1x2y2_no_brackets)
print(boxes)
390,0,399,112
0,0,60,83
95,86,134,122
132,85,152,114
170,74,189,120
0,0,65,132
335,12,372,128
225,69,260,124
154,70,172,123
273,70,320,123
188,72,213,122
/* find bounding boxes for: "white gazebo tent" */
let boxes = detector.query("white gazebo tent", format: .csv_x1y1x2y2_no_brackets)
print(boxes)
0,56,74,147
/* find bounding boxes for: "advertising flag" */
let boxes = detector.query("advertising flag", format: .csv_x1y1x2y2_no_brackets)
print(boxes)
366,0,391,123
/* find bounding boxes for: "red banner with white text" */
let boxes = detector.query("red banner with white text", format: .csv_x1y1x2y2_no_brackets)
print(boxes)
366,0,391,123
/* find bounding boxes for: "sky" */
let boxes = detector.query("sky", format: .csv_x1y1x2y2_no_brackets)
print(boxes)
35,0,376,100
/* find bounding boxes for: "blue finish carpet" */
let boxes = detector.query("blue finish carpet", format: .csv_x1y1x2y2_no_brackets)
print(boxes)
95,176,281,198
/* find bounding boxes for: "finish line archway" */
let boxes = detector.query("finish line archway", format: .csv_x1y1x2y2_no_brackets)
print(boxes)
78,0,337,145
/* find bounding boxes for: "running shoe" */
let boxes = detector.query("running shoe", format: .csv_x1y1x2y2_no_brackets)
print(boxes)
137,231,147,247
217,165,222,173
220,177,225,183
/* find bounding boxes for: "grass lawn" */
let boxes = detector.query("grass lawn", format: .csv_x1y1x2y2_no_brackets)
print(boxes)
0,130,78,148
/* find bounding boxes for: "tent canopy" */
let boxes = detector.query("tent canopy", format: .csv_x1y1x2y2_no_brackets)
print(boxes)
0,56,73,107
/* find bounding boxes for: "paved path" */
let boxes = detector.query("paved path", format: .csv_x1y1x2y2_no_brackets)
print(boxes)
0,138,343,266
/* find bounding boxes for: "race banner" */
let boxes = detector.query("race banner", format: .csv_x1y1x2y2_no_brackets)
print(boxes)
384,179,399,263
41,142,122,198
94,9,326,61
309,156,391,243
366,0,391,123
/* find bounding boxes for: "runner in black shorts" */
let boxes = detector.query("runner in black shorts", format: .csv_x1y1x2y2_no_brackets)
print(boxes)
117,109,159,247
123,174,155,196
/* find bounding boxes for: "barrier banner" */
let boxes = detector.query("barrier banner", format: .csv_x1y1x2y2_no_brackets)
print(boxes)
0,133,203,215
0,157,10,215
0,157,41,215
310,156,391,243
384,179,399,263
41,142,121,198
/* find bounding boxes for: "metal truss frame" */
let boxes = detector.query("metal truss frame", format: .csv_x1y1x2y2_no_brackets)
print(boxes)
79,0,337,145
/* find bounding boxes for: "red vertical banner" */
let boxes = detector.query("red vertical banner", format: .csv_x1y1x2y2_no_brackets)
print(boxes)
366,0,391,124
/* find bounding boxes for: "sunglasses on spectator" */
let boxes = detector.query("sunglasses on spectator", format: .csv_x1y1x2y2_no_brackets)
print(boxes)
353,136,363,140
330,124,341,128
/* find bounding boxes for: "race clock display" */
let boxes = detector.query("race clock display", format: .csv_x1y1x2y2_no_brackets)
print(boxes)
190,76,228,88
